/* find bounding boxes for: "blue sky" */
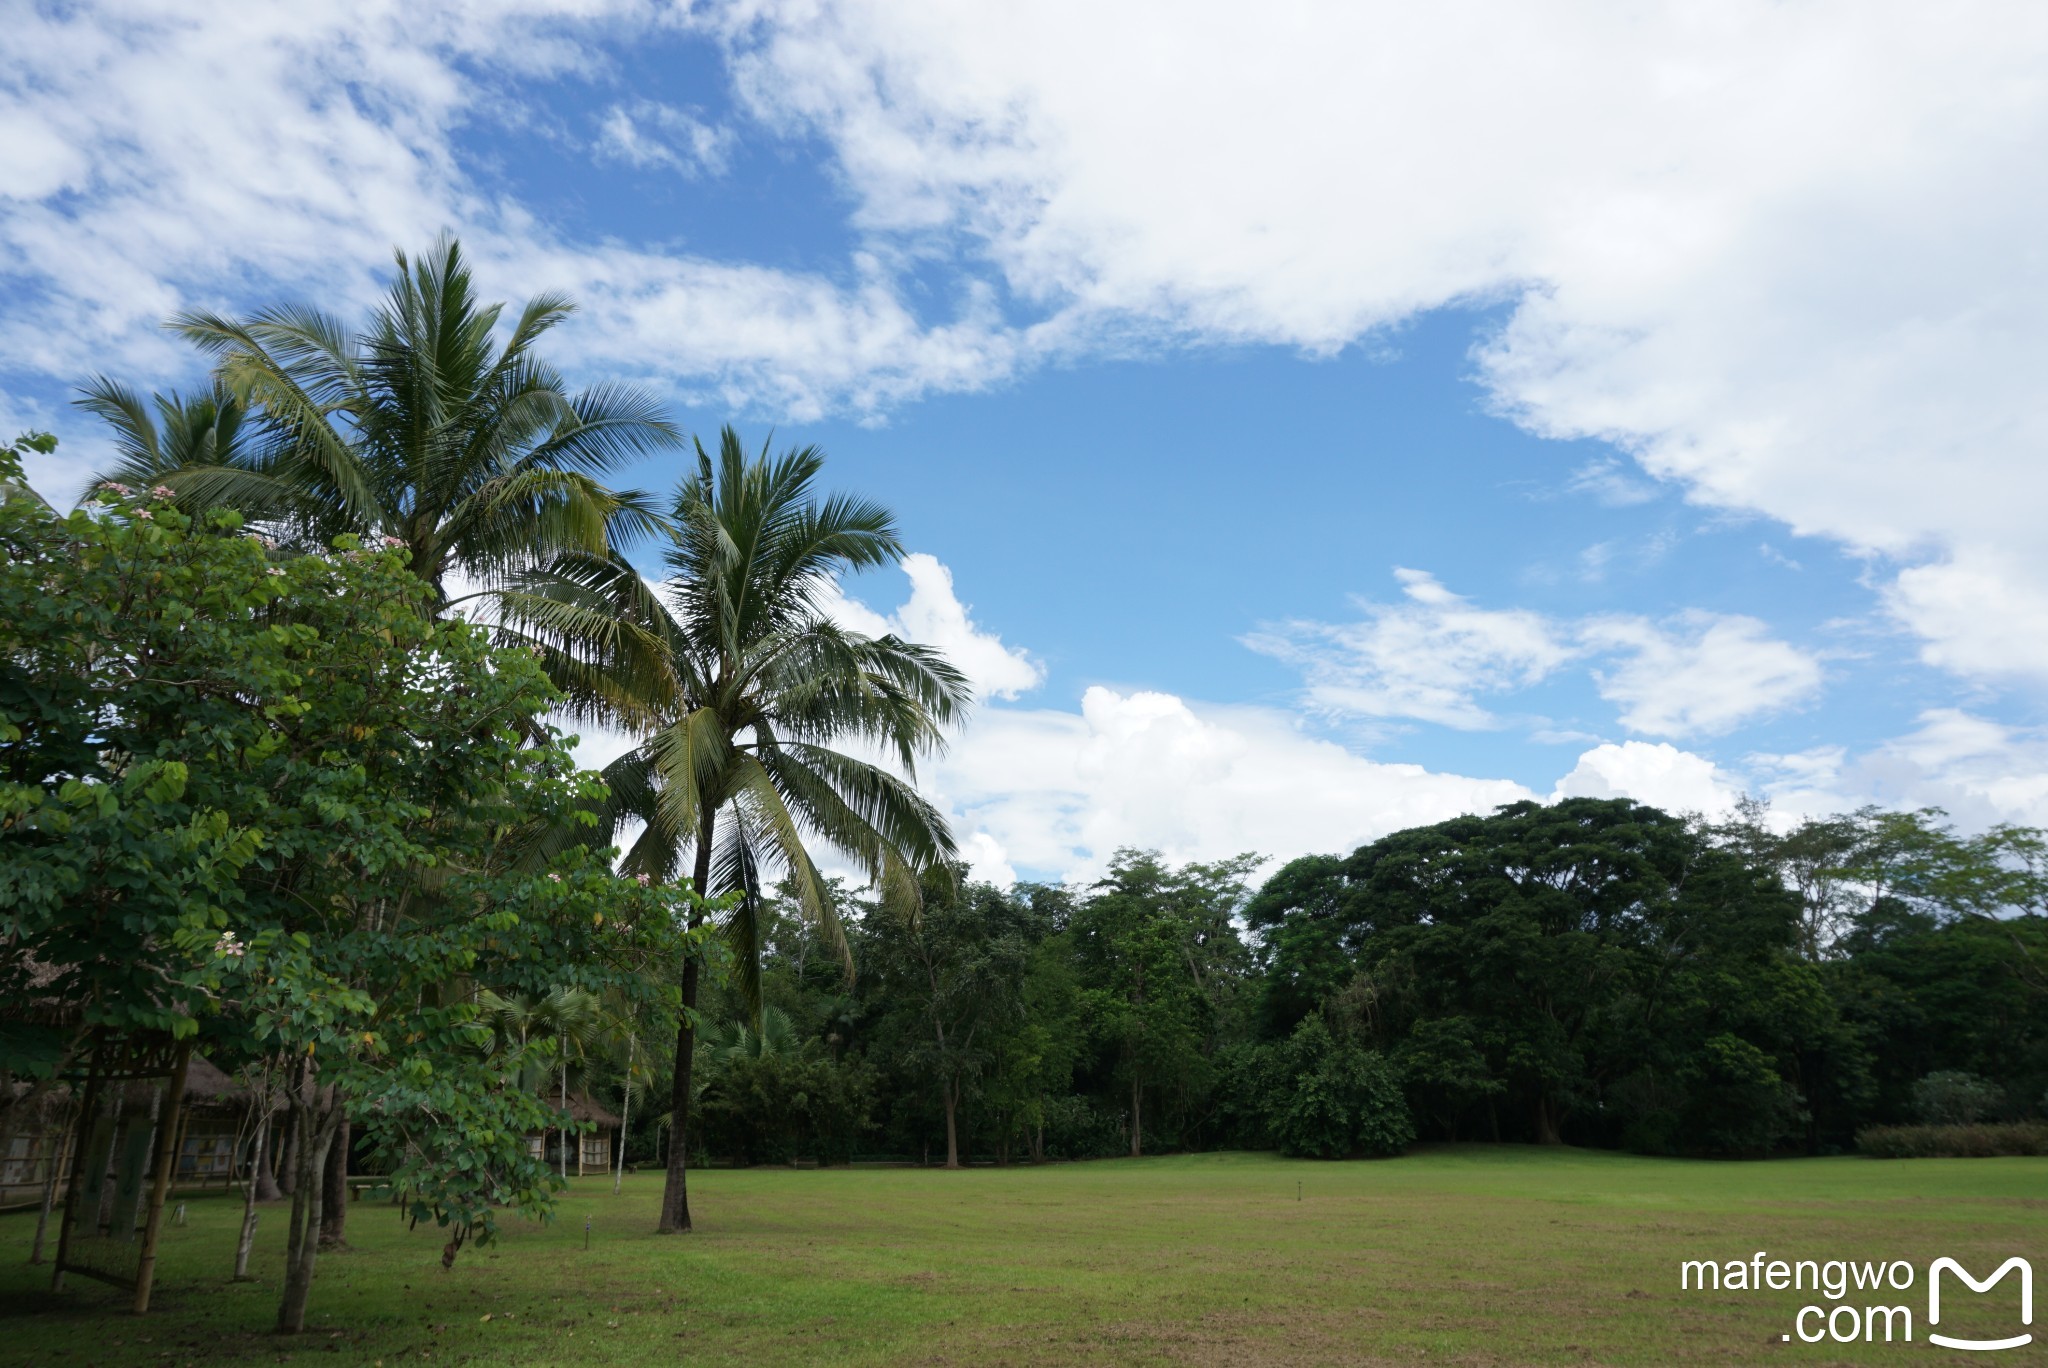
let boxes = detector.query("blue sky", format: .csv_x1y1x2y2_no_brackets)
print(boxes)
6,2,2047,882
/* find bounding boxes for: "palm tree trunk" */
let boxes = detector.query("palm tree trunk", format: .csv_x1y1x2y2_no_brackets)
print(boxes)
943,1080,960,1170
559,1067,569,1180
656,808,716,1234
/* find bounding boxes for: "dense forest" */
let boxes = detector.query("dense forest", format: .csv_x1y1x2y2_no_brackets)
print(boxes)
652,799,2048,1165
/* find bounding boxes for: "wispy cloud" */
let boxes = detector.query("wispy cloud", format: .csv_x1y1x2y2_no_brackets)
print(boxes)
593,100,737,177
1252,570,1824,740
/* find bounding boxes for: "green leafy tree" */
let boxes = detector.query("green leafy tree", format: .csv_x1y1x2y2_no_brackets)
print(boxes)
1267,1016,1413,1159
860,872,1037,1167
1250,800,1821,1152
1,454,704,1330
1071,851,1256,1155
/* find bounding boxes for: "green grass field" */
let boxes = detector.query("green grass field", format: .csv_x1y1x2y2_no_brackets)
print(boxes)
3,1148,2041,1365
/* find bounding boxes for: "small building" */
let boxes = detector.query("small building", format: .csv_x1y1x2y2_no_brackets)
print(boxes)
170,1055,252,1191
524,1092,623,1177
1,1087,74,1213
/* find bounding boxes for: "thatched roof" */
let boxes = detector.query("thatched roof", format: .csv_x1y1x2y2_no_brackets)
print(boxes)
182,1054,248,1106
548,1091,622,1128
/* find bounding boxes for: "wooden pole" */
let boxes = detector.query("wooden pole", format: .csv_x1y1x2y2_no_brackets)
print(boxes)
49,1047,106,1294
131,1042,191,1315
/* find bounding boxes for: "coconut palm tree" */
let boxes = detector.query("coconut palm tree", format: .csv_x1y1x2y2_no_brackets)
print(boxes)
506,427,970,1233
74,377,253,487
477,986,607,1178
107,235,678,606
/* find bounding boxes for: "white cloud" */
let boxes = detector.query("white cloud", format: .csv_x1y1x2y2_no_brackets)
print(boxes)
1244,568,1571,729
1565,456,1661,508
11,1,2048,701
0,0,1024,458
1886,552,2048,681
930,686,1535,884
699,0,2048,686
820,552,1043,702
1754,709,2048,828
1552,741,1743,818
1252,570,1822,739
820,558,1539,883
1582,612,1824,737
593,100,736,176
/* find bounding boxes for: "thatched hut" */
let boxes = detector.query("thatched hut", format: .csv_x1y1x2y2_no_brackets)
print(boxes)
525,1092,623,1177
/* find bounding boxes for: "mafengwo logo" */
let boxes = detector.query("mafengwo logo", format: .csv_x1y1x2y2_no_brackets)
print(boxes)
1679,1252,2033,1350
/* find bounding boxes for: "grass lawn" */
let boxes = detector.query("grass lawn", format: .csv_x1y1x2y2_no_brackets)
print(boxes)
2,1147,2042,1365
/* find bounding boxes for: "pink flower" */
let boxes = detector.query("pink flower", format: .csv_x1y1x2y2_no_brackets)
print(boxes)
381,535,405,549
150,485,175,499
99,481,131,495
636,874,650,887
267,567,286,577
547,873,562,883
135,508,153,520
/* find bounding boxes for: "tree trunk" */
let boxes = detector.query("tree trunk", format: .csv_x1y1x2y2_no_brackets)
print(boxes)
318,1116,349,1249
614,1032,634,1196
559,1066,569,1180
1533,1096,1564,1146
656,809,716,1235
277,1084,343,1334
277,1109,299,1196
943,1081,960,1170
235,1115,269,1280
253,1112,283,1202
1130,1076,1143,1158
1034,1119,1044,1164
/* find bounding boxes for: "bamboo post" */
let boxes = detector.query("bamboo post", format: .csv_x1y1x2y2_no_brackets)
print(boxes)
131,1043,191,1315
49,1051,106,1294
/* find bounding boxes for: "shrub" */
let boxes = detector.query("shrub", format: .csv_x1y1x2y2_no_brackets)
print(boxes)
1270,1017,1414,1159
1038,1094,1127,1159
1856,1122,2048,1158
1911,1070,2003,1126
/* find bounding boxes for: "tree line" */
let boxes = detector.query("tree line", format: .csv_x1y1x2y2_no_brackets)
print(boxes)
647,800,2047,1168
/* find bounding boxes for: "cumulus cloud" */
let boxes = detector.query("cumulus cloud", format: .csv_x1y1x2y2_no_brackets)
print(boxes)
1754,709,2048,828
1582,612,1824,737
698,0,2048,686
819,552,1043,702
1552,741,1744,818
11,2,2048,690
831,560,1536,883
928,687,1535,884
0,0,1025,459
1253,570,1822,740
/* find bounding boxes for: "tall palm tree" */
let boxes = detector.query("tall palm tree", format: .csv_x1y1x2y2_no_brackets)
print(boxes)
508,428,971,1233
101,235,678,606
